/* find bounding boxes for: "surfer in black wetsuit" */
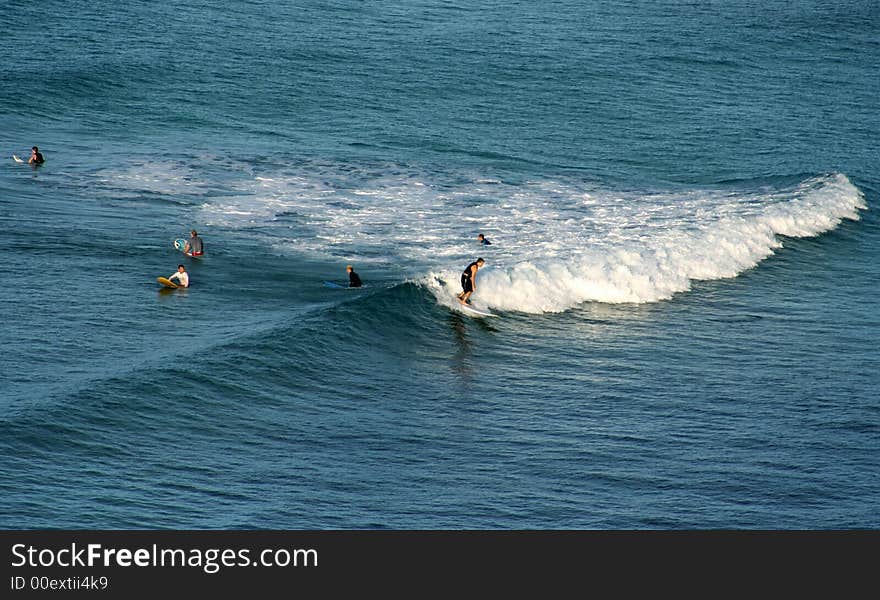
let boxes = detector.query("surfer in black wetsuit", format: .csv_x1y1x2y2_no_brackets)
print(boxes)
28,146,44,165
477,233,491,245
457,258,484,305
347,265,362,288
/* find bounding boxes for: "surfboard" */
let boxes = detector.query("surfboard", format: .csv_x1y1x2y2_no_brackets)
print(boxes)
173,238,201,257
323,280,364,289
12,155,24,163
157,276,179,289
456,302,496,317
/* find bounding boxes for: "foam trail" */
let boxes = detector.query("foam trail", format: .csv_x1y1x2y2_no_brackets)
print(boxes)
426,174,866,313
105,157,864,314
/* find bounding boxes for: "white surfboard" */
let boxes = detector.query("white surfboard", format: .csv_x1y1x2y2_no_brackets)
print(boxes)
173,238,202,257
12,154,24,163
456,302,496,318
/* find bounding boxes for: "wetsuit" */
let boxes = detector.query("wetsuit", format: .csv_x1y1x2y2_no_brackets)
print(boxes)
461,261,479,293
349,271,362,288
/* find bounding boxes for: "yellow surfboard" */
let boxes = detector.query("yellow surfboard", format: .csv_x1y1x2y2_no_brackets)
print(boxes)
157,276,178,289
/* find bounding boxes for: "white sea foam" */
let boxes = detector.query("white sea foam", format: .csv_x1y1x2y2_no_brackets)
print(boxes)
197,166,863,311
99,158,866,312
94,160,215,198
425,173,865,312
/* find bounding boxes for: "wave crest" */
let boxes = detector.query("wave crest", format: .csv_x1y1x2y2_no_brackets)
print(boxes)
425,174,866,312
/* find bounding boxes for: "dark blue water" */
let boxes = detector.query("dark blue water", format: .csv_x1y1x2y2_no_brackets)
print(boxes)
2,0,878,529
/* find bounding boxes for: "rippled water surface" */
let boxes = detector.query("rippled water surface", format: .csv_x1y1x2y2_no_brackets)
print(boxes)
2,0,878,528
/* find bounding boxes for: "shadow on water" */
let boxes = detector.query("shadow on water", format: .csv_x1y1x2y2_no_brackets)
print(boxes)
448,313,473,380
446,309,500,382
157,287,188,301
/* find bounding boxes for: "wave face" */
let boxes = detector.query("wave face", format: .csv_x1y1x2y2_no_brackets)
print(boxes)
427,173,867,312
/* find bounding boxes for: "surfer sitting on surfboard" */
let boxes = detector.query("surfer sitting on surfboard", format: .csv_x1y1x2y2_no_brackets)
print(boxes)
28,146,44,165
168,264,190,288
347,265,362,288
477,233,491,245
457,258,484,305
184,230,204,256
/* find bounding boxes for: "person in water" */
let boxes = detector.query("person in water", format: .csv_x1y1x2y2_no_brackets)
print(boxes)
28,146,44,165
168,264,190,288
477,233,491,245
347,265,362,288
458,258,484,305
184,229,204,256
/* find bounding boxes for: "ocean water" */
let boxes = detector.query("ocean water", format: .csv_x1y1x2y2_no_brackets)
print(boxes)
1,0,877,529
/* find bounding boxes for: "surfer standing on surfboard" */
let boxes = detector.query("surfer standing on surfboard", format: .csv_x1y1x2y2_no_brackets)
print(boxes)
184,230,204,256
457,258,484,305
28,146,44,165
168,264,190,288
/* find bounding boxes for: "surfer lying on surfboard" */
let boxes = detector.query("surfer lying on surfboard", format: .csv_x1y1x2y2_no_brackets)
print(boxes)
457,258,484,305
